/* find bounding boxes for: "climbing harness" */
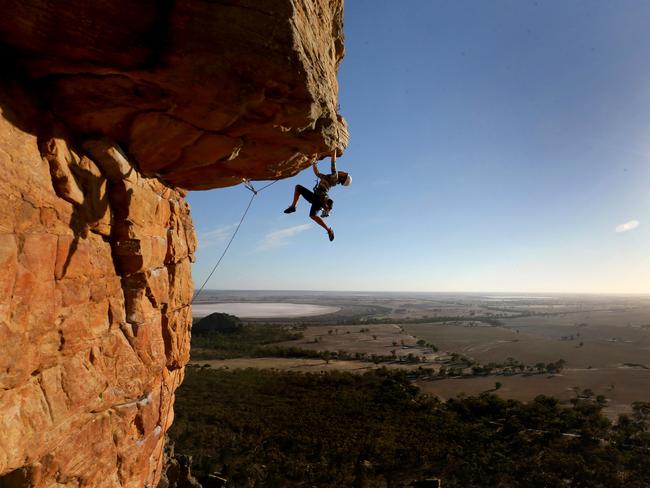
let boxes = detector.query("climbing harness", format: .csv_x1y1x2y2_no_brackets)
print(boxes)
312,178,334,218
191,178,279,304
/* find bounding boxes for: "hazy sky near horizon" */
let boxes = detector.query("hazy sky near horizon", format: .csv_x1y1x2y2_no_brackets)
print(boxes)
188,1,650,294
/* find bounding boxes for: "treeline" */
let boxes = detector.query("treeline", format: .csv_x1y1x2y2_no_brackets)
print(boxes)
440,355,567,378
170,368,650,487
191,315,303,360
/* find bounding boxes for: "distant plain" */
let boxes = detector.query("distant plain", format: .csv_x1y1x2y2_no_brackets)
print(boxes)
192,291,650,419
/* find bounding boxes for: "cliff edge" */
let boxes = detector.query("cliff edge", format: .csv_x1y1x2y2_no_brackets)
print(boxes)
0,1,346,487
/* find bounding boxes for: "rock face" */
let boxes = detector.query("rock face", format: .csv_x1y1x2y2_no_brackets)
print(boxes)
0,1,346,487
0,81,196,487
0,0,348,190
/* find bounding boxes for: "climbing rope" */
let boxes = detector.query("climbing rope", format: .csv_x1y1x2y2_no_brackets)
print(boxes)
191,178,279,304
153,178,280,479
256,179,281,192
154,153,338,476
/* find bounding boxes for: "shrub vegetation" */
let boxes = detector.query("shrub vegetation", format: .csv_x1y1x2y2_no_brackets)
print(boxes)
170,368,650,487
191,314,303,359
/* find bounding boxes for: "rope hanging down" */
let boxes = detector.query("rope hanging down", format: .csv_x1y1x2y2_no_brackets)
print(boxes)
151,178,279,480
191,178,279,303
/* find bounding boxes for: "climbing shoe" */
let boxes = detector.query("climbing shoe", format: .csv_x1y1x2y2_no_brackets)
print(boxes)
327,228,335,242
283,206,296,214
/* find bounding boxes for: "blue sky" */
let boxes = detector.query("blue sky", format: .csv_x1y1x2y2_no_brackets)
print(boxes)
188,0,650,293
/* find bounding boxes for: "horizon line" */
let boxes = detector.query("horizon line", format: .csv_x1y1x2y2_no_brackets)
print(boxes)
193,288,650,297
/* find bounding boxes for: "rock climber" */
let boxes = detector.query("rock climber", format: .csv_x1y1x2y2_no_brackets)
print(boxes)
283,151,351,241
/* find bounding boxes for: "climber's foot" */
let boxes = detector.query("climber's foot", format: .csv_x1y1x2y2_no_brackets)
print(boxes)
327,228,335,242
284,206,296,214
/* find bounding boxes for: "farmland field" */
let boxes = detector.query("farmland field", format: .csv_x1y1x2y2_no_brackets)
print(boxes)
190,291,650,418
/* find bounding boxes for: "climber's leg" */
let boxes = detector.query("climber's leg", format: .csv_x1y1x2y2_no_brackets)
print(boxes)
285,185,315,213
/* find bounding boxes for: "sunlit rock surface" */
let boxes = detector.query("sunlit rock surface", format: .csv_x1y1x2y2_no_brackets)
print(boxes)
0,0,346,486
0,82,195,487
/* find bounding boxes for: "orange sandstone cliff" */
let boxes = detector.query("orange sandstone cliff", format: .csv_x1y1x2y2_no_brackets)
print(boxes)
0,1,347,486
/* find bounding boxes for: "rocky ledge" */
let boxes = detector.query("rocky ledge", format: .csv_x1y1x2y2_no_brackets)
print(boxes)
0,0,348,189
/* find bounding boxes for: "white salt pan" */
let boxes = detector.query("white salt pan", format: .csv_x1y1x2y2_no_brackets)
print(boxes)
192,302,340,318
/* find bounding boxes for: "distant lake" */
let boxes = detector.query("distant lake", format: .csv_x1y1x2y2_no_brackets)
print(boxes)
482,296,554,301
192,302,340,318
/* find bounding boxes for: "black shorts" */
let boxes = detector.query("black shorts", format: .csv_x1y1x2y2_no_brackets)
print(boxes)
296,184,325,217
